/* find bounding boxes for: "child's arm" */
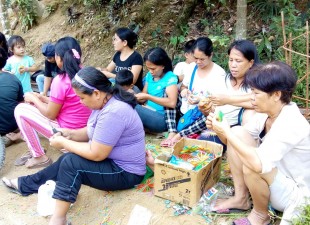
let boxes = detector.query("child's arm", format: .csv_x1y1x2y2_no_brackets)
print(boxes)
19,63,39,74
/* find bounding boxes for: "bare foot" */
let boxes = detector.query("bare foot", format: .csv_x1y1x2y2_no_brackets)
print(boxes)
166,132,177,140
6,132,23,141
248,208,271,225
146,150,155,171
170,133,182,143
48,216,67,225
212,196,251,211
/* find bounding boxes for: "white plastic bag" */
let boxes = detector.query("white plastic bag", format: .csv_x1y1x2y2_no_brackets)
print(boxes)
37,180,56,216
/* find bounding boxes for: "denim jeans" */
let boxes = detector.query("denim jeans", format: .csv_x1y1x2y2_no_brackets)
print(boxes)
18,153,144,203
36,74,45,93
135,104,167,133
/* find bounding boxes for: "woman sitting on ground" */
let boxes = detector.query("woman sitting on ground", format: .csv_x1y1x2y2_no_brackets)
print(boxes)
199,39,260,146
2,66,146,225
12,37,91,168
135,47,178,133
207,61,310,225
99,27,144,91
161,37,226,147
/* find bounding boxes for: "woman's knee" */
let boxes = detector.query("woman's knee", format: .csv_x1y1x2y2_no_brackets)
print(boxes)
14,103,34,119
59,153,81,171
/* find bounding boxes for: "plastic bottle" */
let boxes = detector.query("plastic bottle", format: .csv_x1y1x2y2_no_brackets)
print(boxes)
192,187,219,215
37,180,56,216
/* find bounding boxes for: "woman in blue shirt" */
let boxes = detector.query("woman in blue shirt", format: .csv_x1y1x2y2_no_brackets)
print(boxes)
135,47,178,133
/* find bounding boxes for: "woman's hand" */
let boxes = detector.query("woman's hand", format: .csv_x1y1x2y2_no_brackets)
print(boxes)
210,94,229,106
188,94,200,105
208,112,230,137
135,93,149,103
198,97,213,116
206,112,215,130
24,92,38,104
57,128,72,139
49,134,68,150
180,88,190,98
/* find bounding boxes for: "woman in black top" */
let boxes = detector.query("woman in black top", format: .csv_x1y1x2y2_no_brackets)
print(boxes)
99,27,144,91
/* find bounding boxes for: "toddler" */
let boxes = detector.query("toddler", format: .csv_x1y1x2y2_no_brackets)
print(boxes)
3,35,38,93
115,69,139,94
173,39,196,83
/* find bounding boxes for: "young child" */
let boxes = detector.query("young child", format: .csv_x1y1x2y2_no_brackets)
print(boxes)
115,69,139,94
173,39,196,83
3,35,38,93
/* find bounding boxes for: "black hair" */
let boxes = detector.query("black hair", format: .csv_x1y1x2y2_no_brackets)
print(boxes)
55,36,82,80
7,35,25,55
183,39,195,53
228,39,260,64
72,66,137,108
115,69,133,86
192,37,213,56
0,32,8,54
0,47,8,69
143,47,173,73
226,39,260,90
245,61,297,104
115,27,138,49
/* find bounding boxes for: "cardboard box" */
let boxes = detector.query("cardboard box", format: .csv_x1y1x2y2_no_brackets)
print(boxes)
154,138,223,208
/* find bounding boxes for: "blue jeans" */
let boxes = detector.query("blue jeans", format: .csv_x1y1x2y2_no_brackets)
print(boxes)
135,105,167,133
36,74,45,93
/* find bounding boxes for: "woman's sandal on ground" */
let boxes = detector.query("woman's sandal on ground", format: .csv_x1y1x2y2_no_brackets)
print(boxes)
232,217,271,225
2,177,22,195
25,157,53,169
213,208,250,214
14,151,33,166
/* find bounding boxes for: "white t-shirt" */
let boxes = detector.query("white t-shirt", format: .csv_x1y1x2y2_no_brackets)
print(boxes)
217,77,251,125
173,61,191,78
244,102,310,221
244,102,310,182
181,62,226,114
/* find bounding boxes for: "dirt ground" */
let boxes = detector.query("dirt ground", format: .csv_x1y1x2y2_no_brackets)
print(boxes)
0,137,236,225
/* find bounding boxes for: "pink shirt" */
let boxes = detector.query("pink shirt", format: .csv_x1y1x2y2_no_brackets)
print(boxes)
50,73,91,129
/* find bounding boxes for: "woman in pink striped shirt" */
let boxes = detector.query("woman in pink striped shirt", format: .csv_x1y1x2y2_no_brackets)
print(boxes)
14,37,91,168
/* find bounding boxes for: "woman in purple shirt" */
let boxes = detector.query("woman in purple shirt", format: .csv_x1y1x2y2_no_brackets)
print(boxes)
2,66,146,225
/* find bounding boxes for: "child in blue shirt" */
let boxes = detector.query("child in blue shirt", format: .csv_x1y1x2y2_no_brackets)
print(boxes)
3,35,38,93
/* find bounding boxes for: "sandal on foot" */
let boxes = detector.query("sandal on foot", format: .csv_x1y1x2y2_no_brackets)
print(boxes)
14,151,32,166
2,177,22,195
6,132,22,142
25,157,53,169
232,217,271,225
214,208,249,214
232,217,252,225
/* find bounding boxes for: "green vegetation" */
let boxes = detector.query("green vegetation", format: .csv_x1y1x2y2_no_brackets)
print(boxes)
292,199,310,225
13,0,38,31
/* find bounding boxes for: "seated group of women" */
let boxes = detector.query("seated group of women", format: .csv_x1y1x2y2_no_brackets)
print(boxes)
1,27,309,225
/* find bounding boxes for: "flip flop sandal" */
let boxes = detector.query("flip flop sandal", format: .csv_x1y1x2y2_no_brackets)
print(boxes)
14,151,33,166
213,208,249,214
25,157,53,169
232,217,272,225
2,177,22,195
